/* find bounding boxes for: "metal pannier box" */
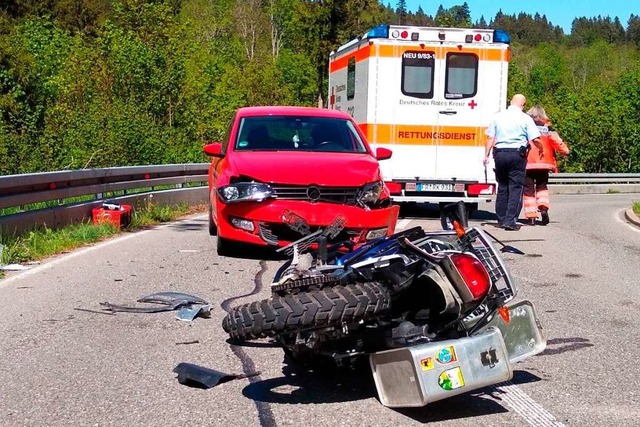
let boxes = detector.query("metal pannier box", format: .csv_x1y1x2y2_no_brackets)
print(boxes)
369,327,511,408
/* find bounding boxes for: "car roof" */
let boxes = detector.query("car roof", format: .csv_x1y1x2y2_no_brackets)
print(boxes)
236,106,352,119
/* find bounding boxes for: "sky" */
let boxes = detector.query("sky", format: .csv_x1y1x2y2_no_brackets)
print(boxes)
404,0,637,33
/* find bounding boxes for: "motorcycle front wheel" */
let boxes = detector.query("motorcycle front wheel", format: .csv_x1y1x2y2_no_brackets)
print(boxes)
222,282,390,340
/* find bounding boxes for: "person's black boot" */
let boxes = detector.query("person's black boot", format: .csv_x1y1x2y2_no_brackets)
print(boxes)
540,209,549,225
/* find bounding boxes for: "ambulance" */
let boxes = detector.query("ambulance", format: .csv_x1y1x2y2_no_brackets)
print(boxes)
328,24,511,214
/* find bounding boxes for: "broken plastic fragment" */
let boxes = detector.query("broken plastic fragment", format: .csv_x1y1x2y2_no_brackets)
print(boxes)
173,362,260,389
176,304,211,321
99,302,176,313
138,291,208,306
100,291,211,315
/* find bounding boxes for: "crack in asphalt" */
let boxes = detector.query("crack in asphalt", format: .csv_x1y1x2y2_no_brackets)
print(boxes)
220,260,277,427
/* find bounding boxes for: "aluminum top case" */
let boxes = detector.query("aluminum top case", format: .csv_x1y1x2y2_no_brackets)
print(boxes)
370,327,511,408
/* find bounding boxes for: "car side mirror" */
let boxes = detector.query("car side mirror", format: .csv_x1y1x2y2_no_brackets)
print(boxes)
375,147,392,160
203,142,223,158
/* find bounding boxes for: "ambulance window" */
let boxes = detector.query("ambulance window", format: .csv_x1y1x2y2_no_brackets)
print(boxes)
347,57,356,100
445,53,478,99
401,51,435,99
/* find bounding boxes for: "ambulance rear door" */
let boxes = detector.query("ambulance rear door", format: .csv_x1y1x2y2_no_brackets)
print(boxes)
434,39,507,182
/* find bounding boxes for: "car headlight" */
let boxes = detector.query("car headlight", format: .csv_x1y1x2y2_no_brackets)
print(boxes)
217,182,275,203
357,181,383,207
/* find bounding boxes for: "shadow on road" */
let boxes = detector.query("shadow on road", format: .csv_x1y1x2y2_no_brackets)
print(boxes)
537,337,594,356
167,217,207,232
397,369,541,423
398,202,497,223
226,338,281,349
395,394,508,422
242,359,376,404
242,351,544,422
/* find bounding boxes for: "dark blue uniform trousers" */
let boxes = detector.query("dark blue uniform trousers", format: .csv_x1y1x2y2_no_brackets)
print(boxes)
494,150,526,227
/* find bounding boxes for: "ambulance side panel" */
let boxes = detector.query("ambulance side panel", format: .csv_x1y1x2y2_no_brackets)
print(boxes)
329,42,370,125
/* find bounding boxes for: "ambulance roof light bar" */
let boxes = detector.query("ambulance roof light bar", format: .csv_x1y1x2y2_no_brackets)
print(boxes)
493,29,510,44
366,24,389,39
363,24,510,44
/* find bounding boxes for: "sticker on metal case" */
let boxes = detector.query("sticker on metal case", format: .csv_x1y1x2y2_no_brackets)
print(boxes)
420,357,434,371
435,346,458,364
438,367,465,391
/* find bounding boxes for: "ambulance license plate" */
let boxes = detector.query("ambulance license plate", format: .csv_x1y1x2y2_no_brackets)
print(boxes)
407,182,453,192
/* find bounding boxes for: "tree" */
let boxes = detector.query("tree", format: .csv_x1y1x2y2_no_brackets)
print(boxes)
234,0,266,61
628,14,640,45
395,0,406,25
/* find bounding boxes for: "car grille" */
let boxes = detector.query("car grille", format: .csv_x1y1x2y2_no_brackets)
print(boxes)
270,184,360,205
259,222,359,246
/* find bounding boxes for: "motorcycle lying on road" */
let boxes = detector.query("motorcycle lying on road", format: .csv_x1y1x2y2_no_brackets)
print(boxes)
222,204,546,407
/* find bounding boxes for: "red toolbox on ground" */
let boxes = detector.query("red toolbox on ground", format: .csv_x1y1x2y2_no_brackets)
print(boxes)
92,203,133,228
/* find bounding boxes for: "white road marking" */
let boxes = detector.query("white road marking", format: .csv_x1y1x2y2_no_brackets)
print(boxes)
490,381,566,427
396,219,412,230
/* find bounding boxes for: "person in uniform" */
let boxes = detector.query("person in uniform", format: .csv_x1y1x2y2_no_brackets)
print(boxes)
523,105,570,225
483,94,543,231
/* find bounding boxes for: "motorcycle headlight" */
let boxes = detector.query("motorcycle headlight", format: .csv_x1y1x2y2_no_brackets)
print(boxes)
218,182,275,204
357,181,383,207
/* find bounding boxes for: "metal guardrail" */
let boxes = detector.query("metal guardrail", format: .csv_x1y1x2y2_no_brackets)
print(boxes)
549,173,640,184
0,164,210,236
0,166,638,236
549,173,640,195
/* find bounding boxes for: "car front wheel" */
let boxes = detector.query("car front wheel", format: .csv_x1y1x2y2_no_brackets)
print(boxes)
216,236,238,257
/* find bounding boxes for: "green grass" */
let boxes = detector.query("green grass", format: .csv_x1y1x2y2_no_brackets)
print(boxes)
633,201,640,216
0,203,206,275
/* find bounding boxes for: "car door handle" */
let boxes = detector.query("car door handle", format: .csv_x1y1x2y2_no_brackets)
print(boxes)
439,110,458,115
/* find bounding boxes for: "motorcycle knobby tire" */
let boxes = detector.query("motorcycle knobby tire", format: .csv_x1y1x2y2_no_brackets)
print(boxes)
222,282,390,340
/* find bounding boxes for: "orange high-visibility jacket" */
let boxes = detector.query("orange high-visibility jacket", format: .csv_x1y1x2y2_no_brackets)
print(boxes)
527,124,570,173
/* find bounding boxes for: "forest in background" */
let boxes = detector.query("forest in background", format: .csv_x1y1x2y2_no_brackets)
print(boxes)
1,0,639,174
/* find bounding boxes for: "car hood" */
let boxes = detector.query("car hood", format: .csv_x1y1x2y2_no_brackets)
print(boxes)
229,152,381,186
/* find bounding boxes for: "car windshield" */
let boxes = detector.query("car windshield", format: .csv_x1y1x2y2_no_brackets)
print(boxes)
234,116,369,153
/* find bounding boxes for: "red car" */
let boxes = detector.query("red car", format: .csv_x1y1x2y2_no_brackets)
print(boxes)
203,106,399,256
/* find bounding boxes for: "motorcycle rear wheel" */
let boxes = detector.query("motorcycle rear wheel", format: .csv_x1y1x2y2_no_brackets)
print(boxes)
222,282,390,340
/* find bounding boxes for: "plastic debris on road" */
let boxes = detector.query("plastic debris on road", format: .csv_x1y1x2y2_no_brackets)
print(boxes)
99,291,211,320
173,362,260,389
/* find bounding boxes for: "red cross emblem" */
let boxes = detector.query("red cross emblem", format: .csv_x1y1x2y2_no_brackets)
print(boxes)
468,99,477,109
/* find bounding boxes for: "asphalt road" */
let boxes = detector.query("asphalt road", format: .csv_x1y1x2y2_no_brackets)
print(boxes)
1,193,639,427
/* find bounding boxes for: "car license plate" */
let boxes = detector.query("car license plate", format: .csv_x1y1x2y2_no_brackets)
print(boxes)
406,182,454,192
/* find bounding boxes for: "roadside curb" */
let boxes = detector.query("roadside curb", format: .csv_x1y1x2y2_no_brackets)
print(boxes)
624,207,640,228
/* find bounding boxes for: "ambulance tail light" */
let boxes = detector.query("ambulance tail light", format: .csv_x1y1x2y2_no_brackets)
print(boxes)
385,181,402,195
367,25,389,39
493,29,510,44
467,184,495,196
